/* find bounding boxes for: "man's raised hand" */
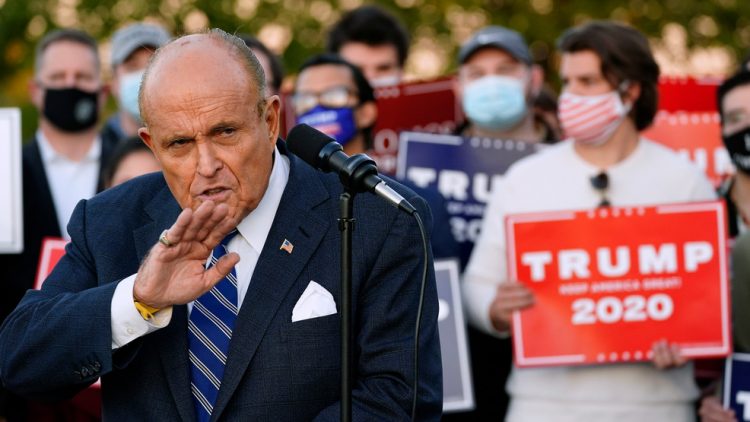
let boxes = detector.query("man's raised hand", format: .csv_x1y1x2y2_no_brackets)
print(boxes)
133,200,240,309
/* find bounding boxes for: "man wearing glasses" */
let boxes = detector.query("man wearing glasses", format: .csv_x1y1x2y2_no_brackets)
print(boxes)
292,54,378,156
291,54,460,263
463,21,716,421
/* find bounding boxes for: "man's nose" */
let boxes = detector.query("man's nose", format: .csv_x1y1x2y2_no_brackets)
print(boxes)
196,142,223,177
62,74,80,88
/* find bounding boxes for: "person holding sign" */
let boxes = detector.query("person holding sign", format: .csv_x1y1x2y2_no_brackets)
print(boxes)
463,21,716,421
697,70,750,422
716,70,750,354
452,27,557,420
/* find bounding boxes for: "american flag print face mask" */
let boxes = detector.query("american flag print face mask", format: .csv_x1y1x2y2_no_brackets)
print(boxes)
558,88,631,146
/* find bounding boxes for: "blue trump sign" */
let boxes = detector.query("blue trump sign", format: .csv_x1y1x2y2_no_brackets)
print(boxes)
396,132,541,265
724,353,750,420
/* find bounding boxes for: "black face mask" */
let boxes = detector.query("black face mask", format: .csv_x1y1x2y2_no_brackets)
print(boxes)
723,126,750,176
42,87,99,132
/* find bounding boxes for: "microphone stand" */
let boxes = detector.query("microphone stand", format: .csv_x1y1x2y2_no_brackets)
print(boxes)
333,153,377,422
339,190,354,422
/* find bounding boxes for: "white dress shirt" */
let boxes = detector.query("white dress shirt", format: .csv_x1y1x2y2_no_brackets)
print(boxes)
111,147,290,349
36,130,101,239
463,139,715,420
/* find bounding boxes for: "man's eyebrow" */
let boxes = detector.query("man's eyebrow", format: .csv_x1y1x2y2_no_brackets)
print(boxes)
208,122,239,134
162,135,193,145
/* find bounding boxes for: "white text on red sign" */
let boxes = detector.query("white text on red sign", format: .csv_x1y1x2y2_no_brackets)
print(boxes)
521,242,713,281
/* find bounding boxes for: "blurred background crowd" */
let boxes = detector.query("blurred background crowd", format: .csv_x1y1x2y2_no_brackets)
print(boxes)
0,0,748,138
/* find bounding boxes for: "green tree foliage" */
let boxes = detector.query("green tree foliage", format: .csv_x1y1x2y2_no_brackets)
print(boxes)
0,0,748,139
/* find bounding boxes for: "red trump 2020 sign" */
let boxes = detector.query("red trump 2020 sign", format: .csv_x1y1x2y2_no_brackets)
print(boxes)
506,201,731,367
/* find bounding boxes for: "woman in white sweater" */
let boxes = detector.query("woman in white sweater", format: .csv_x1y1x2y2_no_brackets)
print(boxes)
463,21,716,422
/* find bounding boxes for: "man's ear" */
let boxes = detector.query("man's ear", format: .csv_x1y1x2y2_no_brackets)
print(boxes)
529,64,544,98
110,73,121,98
354,100,378,130
622,81,641,105
264,95,281,143
29,79,43,110
98,83,110,112
139,127,155,152
452,74,463,104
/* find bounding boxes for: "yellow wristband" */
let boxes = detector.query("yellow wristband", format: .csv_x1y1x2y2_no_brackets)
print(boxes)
134,300,161,320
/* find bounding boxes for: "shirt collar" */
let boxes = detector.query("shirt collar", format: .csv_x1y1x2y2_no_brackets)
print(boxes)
36,129,102,164
235,146,290,254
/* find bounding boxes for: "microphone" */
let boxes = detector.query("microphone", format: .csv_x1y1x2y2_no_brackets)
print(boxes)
286,124,417,215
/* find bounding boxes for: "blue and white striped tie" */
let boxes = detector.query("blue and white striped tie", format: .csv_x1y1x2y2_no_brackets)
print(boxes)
188,230,239,422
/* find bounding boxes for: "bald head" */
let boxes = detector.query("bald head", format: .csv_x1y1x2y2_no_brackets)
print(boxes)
139,29,267,125
135,28,281,223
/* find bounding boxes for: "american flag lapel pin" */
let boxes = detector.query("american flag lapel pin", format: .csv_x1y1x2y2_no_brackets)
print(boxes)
280,239,294,254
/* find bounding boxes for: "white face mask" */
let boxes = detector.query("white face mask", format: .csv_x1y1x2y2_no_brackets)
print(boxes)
558,86,631,146
462,75,528,131
118,70,145,121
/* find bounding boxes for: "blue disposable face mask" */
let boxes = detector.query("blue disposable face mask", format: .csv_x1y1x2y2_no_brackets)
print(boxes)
119,70,144,121
296,105,358,146
462,75,528,131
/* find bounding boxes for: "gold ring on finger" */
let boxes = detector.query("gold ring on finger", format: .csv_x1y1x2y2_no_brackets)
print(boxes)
159,229,175,247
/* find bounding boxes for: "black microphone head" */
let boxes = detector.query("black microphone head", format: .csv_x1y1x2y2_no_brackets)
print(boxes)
286,124,342,170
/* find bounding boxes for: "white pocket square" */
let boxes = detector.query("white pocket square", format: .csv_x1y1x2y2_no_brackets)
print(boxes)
291,281,337,322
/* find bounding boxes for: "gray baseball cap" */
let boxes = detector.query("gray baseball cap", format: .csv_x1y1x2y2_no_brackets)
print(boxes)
458,25,532,65
111,23,171,67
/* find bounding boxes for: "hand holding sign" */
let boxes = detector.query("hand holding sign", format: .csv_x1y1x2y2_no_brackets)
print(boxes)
489,281,535,332
699,396,737,422
651,339,687,369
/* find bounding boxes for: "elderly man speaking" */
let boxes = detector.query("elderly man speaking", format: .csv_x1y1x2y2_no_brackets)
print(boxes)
0,29,442,421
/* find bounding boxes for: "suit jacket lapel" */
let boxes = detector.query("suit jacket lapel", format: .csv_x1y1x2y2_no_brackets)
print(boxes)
132,182,181,260
156,306,194,422
212,151,332,420
132,180,194,420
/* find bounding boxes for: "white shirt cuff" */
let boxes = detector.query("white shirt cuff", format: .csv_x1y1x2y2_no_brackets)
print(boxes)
111,274,173,350
461,277,510,339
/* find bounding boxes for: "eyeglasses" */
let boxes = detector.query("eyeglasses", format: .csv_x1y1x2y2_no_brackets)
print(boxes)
589,171,610,207
292,86,357,115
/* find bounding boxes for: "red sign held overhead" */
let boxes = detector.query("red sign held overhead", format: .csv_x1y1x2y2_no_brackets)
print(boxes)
506,201,731,368
371,77,460,174
648,77,728,186
657,76,722,113
643,111,729,186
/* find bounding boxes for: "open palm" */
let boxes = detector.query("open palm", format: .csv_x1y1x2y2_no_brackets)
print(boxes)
133,200,240,309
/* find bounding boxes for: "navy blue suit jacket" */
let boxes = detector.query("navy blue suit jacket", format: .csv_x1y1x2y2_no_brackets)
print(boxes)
0,143,442,421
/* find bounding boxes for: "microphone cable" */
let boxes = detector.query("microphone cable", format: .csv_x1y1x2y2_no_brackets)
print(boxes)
411,211,429,422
